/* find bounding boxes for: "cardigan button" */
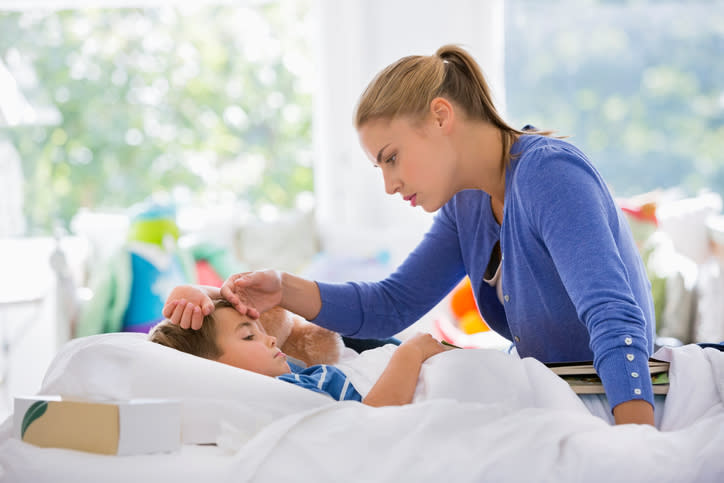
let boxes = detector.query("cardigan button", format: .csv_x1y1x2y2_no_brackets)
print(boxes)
624,337,632,345
626,353,635,361
504,295,510,302
634,388,642,395
631,372,639,378
514,336,520,343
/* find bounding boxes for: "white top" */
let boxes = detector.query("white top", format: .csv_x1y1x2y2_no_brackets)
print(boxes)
483,261,504,305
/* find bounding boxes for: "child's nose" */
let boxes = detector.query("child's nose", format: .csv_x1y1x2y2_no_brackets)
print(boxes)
268,335,277,347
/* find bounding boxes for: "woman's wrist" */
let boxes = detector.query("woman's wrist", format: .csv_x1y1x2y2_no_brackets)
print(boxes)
280,271,322,320
612,399,655,426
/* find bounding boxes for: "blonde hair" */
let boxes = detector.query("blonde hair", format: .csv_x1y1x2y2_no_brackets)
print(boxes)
354,44,553,164
148,299,235,360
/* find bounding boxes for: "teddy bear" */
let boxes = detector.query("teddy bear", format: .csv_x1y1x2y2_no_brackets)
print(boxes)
258,306,345,366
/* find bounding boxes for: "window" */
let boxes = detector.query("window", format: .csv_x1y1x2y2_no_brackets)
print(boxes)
505,0,724,197
0,2,314,234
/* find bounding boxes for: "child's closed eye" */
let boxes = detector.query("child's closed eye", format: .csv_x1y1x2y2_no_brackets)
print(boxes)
243,334,255,341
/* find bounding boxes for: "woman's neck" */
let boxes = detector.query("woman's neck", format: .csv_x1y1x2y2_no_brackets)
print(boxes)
454,120,507,202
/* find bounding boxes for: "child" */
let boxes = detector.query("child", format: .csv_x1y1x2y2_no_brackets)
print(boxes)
150,298,447,406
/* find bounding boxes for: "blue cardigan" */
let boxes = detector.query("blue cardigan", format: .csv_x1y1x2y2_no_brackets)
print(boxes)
313,134,655,410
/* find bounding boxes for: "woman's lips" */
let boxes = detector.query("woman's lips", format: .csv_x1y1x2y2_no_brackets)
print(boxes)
404,194,417,207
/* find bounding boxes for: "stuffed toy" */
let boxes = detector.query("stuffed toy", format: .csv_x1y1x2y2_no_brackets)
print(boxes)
258,306,345,366
450,277,490,335
76,201,197,336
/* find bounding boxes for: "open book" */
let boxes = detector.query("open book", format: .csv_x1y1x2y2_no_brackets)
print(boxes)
545,358,670,395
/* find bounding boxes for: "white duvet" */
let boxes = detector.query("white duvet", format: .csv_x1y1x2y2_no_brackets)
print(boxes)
0,335,723,483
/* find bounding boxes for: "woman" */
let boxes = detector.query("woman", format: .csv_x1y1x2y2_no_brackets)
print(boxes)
165,45,656,426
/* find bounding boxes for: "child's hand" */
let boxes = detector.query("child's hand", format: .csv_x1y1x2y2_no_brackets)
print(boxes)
219,269,283,318
399,333,448,363
163,285,214,330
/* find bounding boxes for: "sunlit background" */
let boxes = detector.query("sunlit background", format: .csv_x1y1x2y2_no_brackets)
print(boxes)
0,0,723,421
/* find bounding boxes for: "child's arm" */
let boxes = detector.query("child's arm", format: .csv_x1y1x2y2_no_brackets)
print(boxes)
362,333,448,407
162,285,219,330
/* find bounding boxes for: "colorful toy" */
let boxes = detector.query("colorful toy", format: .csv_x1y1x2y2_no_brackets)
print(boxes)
450,277,489,335
432,277,494,349
76,201,197,336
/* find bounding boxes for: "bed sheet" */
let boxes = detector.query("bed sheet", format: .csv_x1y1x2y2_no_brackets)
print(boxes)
0,340,722,482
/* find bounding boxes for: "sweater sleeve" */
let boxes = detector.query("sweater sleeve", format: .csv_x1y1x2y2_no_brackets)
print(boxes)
514,144,654,410
312,208,467,338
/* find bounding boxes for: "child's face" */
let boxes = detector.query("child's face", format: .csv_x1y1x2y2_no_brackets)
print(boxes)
213,307,291,377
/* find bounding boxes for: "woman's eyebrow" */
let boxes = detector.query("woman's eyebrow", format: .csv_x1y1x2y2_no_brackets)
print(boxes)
234,321,253,332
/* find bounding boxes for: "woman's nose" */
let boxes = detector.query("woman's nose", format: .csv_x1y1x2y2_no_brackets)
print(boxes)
383,171,400,195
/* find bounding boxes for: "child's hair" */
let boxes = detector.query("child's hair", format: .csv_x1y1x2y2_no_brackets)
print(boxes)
354,44,554,164
148,299,234,360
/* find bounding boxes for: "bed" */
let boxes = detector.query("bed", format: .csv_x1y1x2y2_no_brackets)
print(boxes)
0,332,723,482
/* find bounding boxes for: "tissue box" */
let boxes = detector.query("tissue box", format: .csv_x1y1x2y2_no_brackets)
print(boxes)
14,396,181,455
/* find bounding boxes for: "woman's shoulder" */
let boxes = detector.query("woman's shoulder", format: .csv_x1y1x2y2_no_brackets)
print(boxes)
514,134,583,161
511,134,593,180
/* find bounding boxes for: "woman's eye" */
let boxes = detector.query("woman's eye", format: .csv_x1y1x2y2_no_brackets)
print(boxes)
385,154,397,164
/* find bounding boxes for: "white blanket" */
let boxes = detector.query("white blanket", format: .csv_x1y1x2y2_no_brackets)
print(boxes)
1,342,723,482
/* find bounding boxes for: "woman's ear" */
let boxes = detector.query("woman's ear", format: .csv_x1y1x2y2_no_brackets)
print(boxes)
429,97,454,133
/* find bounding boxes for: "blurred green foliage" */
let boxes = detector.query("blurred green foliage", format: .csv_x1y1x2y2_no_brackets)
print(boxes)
505,0,724,198
0,3,313,234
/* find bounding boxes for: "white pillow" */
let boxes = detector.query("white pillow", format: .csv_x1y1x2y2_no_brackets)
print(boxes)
40,333,333,444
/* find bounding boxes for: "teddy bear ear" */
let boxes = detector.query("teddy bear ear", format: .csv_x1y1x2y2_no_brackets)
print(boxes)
258,307,293,344
281,316,345,366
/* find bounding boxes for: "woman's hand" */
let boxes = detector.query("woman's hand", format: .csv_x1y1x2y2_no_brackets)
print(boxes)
220,269,284,318
163,285,215,330
613,399,655,426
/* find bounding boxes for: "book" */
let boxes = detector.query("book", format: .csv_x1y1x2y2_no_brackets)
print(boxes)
545,358,670,395
545,358,669,376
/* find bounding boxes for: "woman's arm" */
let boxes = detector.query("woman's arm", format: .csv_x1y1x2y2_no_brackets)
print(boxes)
219,270,321,320
362,333,447,407
515,146,656,424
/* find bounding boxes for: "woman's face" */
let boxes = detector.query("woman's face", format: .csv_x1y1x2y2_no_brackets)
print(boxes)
358,115,457,213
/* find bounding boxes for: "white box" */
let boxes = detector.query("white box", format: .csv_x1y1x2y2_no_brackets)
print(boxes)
14,396,181,455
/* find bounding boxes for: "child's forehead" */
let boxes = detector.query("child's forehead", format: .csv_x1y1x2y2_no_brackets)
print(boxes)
215,307,265,332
